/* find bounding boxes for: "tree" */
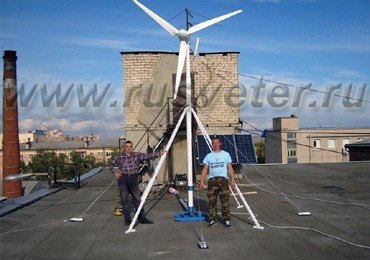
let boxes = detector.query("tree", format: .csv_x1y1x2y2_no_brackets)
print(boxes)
26,149,67,180
254,140,265,164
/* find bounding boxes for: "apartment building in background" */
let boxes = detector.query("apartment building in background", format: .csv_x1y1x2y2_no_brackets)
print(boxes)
265,115,370,164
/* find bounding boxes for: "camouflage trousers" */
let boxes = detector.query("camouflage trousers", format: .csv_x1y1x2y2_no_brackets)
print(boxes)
207,176,231,222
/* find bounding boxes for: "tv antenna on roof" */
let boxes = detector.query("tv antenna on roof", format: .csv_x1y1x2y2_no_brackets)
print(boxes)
126,0,256,234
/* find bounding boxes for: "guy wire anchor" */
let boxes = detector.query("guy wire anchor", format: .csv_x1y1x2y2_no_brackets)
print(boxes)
198,236,209,249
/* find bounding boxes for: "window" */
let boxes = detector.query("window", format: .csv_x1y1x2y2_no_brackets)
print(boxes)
287,140,296,149
106,152,111,157
358,137,364,142
98,152,103,158
288,150,296,157
328,139,336,149
29,154,33,159
287,132,296,139
313,139,321,148
89,152,94,157
287,158,297,163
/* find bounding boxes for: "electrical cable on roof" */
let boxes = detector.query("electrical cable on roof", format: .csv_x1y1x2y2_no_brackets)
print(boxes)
255,218,370,250
238,169,370,209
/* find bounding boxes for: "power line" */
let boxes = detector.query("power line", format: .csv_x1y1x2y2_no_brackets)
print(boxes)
239,73,370,104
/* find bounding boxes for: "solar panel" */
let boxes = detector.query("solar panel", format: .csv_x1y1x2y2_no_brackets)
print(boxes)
234,134,257,164
196,134,257,165
196,135,211,164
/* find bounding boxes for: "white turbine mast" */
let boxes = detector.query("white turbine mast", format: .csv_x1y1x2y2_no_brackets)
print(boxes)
133,0,242,99
127,0,243,232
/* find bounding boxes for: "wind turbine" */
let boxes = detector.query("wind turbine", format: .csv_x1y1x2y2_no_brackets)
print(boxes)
127,0,242,230
133,0,242,99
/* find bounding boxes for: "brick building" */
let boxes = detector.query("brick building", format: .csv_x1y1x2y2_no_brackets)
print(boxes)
121,51,241,181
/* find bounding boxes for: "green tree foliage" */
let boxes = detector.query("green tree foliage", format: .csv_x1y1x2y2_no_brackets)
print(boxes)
254,140,265,164
23,149,101,181
27,149,65,174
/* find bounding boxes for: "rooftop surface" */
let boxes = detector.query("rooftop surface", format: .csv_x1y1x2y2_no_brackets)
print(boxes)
1,162,370,259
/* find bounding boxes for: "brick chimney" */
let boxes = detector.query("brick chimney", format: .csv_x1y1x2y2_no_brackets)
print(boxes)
2,50,22,198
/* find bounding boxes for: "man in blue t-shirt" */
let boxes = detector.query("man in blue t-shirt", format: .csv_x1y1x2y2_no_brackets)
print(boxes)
200,136,235,228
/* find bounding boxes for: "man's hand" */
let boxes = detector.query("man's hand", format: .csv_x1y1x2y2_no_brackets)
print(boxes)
160,149,167,155
230,179,236,190
200,181,205,190
114,172,122,179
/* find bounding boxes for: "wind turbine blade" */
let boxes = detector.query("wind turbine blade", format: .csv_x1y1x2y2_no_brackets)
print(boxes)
133,0,178,36
187,10,243,35
194,37,200,57
174,40,187,99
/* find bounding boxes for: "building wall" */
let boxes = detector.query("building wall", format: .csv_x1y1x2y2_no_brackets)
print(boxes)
122,52,240,180
265,117,370,164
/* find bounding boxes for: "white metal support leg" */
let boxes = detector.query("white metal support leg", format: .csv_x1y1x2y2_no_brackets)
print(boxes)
229,185,243,209
234,184,264,230
126,108,187,234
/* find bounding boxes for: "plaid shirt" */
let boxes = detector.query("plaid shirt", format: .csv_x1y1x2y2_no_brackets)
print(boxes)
108,151,161,176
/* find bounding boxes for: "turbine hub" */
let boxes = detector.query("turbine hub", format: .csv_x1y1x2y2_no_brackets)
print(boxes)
178,29,189,41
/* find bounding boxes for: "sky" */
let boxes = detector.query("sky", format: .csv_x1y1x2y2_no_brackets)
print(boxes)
1,0,369,139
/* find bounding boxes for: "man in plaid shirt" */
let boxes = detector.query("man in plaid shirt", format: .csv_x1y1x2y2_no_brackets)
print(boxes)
108,140,166,226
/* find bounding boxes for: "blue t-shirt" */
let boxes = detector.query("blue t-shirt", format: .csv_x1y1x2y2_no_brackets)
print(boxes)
203,150,232,179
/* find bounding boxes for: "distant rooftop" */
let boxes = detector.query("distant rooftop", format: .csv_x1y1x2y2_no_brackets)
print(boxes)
19,140,118,150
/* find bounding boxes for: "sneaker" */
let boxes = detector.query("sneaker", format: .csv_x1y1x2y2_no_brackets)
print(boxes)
207,220,217,228
224,220,232,229
140,218,154,224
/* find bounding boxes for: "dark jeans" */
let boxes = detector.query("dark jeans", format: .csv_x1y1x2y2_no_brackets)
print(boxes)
118,174,146,222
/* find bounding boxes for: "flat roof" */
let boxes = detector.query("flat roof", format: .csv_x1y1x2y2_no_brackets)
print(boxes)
1,162,370,258
19,140,118,151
